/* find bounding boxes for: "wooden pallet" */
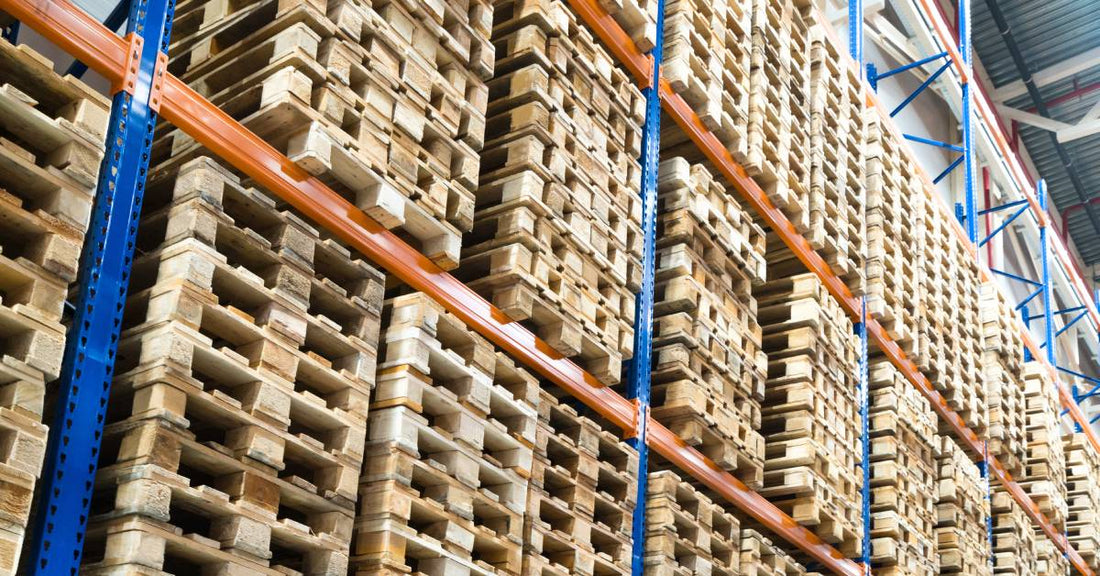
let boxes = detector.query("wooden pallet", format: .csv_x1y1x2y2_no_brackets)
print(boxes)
645,470,741,576
1021,362,1068,528
454,0,645,386
0,36,110,576
934,436,992,576
1065,433,1100,569
755,273,863,557
979,283,1026,479
524,387,636,576
1035,535,1071,575
740,529,816,576
868,359,938,576
649,158,765,488
807,23,864,297
865,111,923,359
161,0,490,270
355,292,540,576
991,489,1038,576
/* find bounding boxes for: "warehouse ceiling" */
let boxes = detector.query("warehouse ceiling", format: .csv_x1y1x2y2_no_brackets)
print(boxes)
971,0,1100,267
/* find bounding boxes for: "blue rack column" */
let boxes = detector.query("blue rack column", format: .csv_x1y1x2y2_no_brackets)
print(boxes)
624,1,664,574
847,4,871,572
959,0,977,245
24,0,173,573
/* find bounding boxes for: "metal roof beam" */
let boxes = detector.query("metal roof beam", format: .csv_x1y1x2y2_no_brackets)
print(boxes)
993,45,1100,103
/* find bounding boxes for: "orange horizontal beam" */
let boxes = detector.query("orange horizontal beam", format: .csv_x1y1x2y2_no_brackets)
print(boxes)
0,0,864,573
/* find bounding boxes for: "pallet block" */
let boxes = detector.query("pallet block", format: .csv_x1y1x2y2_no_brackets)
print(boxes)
457,0,646,386
934,436,991,576
868,359,938,576
0,36,110,576
756,273,863,557
645,470,741,576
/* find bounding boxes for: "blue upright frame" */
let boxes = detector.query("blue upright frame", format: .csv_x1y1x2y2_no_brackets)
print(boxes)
847,3,872,570
625,2,664,573
23,0,173,572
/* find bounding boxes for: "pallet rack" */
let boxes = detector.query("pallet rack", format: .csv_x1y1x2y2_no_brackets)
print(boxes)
2,0,1100,574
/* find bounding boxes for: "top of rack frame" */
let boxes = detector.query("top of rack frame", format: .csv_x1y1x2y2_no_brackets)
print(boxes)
0,0,864,573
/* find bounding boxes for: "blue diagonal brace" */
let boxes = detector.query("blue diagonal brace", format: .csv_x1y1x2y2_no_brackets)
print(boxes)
902,134,966,152
979,203,1029,247
933,155,966,184
626,2,663,573
25,0,174,572
890,59,953,117
1015,288,1042,312
990,267,1043,287
871,51,950,82
978,198,1028,216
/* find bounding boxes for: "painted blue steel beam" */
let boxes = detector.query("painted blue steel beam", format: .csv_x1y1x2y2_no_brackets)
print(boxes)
902,134,965,153
933,155,965,185
979,203,1029,247
855,301,871,569
889,59,952,117
66,0,131,78
990,267,1042,287
24,0,173,573
959,0,976,246
1015,288,1043,312
870,51,949,83
1038,180,1056,367
978,198,1028,216
626,2,663,573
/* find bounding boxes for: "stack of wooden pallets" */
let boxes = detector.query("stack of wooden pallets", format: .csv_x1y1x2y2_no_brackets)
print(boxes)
745,0,810,228
979,283,1026,478
802,23,864,296
80,157,385,574
1036,536,1070,575
740,529,818,576
645,470,742,576
650,157,766,488
991,489,1037,575
1065,433,1100,568
868,359,938,576
1022,362,1068,529
162,0,496,270
525,385,637,576
864,110,923,358
917,198,986,437
659,0,751,165
458,0,646,386
0,37,109,575
934,436,992,576
756,273,863,556
358,292,539,575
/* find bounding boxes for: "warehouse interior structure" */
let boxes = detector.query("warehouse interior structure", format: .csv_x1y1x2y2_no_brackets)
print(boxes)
1,0,1100,574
